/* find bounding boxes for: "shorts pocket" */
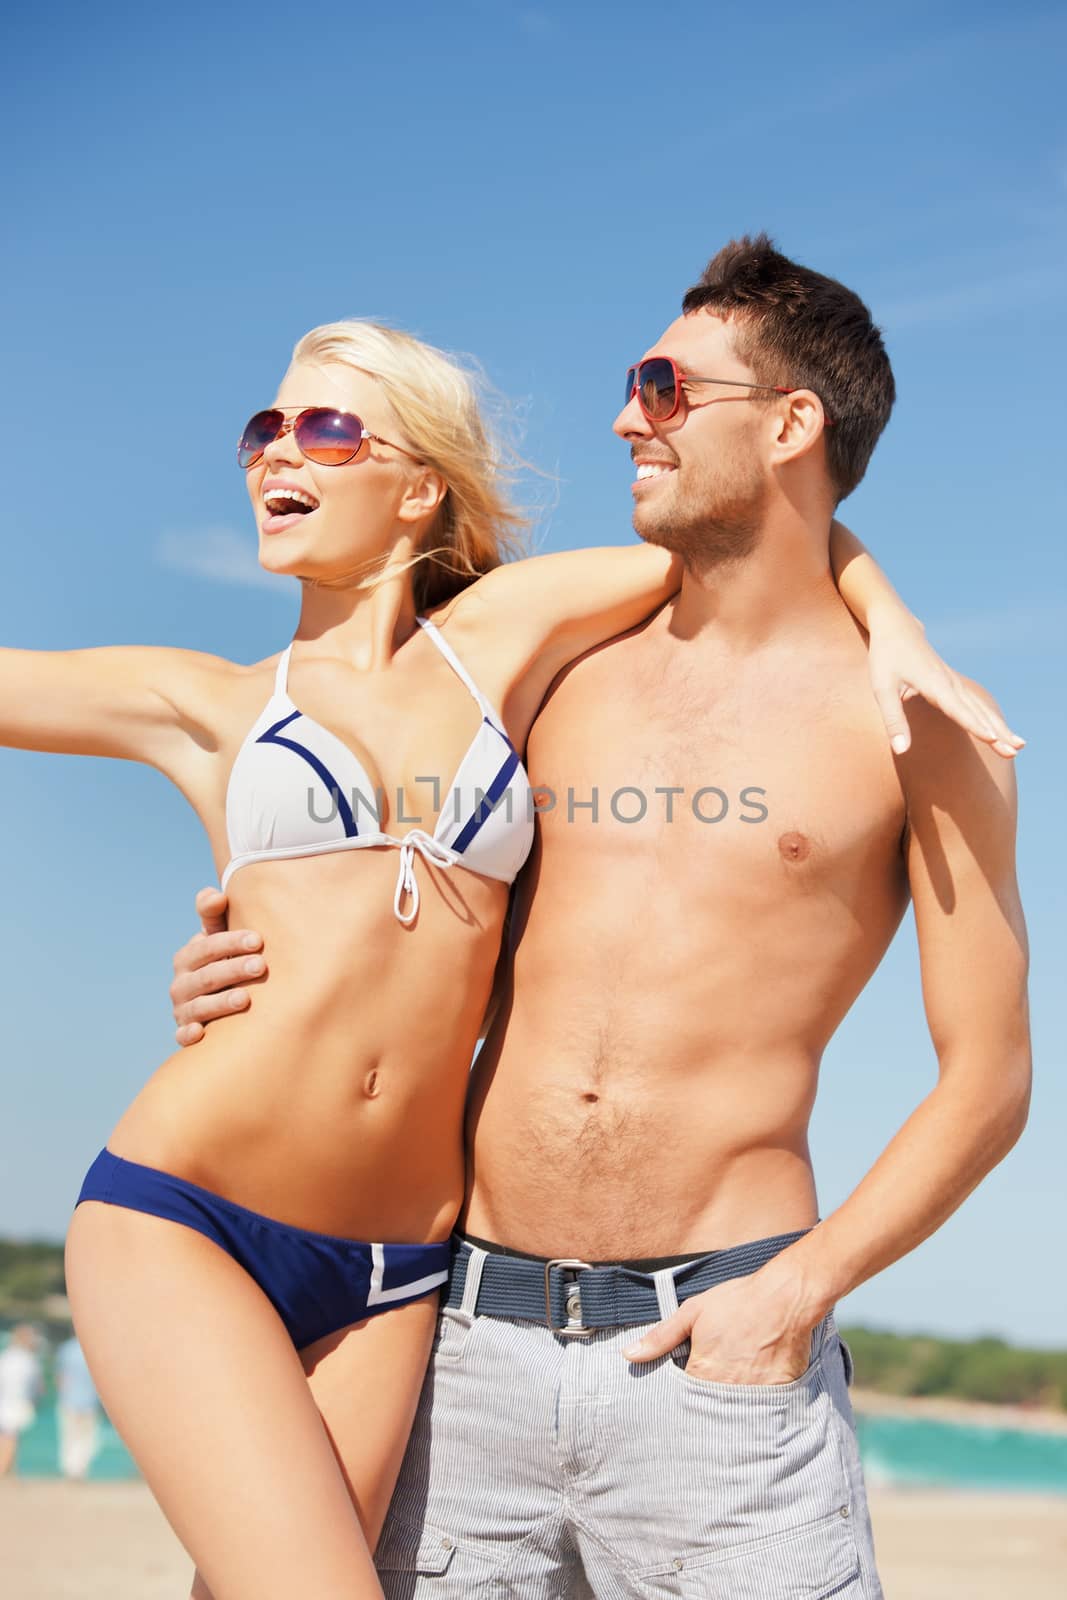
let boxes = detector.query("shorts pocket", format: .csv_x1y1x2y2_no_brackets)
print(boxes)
639,1508,861,1598
838,1335,855,1388
667,1315,829,1399
654,1324,853,1559
376,1517,458,1576
375,1516,502,1590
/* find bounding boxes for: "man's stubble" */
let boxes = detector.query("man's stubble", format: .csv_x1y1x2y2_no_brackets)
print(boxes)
634,447,768,576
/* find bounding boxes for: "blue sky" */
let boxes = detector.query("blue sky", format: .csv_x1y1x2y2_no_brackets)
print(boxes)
1,2,1064,1344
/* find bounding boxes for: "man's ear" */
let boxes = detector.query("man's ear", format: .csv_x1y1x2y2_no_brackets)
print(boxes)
772,390,829,465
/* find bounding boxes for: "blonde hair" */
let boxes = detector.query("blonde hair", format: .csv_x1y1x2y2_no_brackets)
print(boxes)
291,319,527,607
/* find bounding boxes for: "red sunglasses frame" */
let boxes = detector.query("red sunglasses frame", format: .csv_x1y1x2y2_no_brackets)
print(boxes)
624,357,835,427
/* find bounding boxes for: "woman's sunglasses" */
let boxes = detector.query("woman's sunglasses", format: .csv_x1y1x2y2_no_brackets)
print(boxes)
237,407,422,470
624,356,833,425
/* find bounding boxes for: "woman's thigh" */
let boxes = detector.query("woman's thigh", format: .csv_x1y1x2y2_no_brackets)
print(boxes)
301,1293,440,1549
66,1201,383,1600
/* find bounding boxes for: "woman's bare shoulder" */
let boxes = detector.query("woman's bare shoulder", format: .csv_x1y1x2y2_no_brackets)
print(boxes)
107,644,289,730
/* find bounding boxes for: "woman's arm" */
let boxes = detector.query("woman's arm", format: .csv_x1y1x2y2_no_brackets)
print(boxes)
0,645,229,776
443,544,682,691
830,521,1024,759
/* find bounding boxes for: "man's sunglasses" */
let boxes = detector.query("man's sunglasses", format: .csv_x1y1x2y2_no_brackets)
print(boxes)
237,407,422,470
624,356,833,425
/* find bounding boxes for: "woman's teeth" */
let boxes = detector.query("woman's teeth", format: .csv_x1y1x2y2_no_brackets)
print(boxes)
263,488,319,515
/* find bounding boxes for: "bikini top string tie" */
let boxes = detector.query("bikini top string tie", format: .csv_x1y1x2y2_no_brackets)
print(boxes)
392,830,459,926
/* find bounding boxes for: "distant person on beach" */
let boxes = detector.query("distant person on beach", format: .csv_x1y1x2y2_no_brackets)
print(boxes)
0,1325,43,1477
171,238,1030,1599
54,1334,101,1481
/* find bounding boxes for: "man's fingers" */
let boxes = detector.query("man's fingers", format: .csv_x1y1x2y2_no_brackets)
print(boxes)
174,987,251,1047
171,953,266,1005
174,988,253,1033
173,930,264,977
622,1307,695,1363
194,886,231,937
171,898,265,1038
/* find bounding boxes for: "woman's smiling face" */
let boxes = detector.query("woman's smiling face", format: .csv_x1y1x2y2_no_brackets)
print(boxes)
245,360,439,587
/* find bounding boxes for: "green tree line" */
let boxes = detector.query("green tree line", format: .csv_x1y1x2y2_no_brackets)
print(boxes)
0,1238,65,1309
840,1325,1067,1411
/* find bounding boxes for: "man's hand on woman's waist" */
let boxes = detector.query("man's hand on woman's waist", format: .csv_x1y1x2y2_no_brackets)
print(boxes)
170,886,267,1046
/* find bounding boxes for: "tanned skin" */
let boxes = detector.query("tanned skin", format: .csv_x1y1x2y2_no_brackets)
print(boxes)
171,311,1029,1388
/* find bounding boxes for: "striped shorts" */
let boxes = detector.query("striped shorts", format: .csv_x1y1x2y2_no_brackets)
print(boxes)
377,1239,884,1598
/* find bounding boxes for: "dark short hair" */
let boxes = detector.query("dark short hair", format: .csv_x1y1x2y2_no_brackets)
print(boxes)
682,234,895,502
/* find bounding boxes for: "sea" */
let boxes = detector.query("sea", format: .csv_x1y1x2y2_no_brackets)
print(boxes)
13,1397,1067,1491
855,1412,1067,1494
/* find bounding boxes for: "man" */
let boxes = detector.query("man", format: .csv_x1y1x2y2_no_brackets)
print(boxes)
171,236,1030,1597
0,1325,43,1478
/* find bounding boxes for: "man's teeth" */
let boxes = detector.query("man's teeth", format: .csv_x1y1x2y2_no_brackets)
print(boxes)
263,488,318,511
635,463,674,480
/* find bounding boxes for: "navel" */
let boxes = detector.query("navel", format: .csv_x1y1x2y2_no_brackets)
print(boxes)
778,830,812,863
363,1068,381,1099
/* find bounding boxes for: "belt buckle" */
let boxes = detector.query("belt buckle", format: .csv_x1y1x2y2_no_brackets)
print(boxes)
545,1258,595,1338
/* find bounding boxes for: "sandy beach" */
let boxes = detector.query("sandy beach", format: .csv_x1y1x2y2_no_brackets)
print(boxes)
2,1478,1066,1599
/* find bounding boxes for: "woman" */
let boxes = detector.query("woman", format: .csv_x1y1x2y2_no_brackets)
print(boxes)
2,319,1017,1599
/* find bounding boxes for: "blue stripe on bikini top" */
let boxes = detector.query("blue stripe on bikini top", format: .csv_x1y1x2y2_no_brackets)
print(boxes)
221,617,534,924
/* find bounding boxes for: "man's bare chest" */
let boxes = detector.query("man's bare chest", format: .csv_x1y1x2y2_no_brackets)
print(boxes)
526,644,906,902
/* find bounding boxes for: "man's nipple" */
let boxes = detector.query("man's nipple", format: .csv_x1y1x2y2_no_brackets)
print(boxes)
777,830,812,863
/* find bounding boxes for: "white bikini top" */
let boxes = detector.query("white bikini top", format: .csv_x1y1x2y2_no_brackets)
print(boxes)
221,617,534,924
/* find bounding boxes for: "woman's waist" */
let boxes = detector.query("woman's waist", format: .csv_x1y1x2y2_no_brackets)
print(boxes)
108,1039,468,1236
205,909,498,1056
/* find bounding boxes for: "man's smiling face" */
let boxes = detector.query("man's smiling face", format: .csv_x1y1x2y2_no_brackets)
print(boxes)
613,311,781,570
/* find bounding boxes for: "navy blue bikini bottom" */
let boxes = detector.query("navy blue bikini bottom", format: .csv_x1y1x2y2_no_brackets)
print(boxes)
76,1148,451,1351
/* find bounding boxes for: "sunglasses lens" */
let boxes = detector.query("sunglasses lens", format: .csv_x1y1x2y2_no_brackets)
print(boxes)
294,409,365,466
636,359,678,420
237,409,283,468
